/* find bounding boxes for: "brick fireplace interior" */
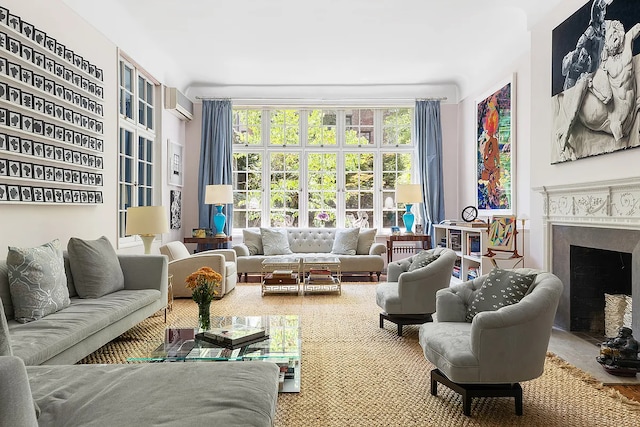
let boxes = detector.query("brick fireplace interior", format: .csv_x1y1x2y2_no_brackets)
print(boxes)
552,225,640,340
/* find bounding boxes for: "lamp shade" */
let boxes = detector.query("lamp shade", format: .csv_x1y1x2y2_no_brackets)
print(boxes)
125,206,169,236
205,185,234,205
396,184,422,203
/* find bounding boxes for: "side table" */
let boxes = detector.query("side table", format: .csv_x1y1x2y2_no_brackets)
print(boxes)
386,234,432,264
183,236,232,253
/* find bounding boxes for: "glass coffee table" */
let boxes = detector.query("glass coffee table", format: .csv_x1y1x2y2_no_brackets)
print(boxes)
127,315,301,392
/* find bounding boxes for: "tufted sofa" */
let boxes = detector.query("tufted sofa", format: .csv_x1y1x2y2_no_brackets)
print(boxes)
233,228,386,281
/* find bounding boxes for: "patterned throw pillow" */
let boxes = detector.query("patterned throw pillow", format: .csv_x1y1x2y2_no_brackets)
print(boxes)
260,228,293,256
408,251,440,272
331,228,360,255
465,268,537,322
6,239,70,323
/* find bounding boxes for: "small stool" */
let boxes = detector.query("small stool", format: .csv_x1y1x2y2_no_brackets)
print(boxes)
430,368,523,416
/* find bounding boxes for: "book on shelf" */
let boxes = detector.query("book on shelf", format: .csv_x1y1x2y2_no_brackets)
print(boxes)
196,324,267,348
308,268,331,275
263,273,298,284
272,270,294,278
467,235,481,256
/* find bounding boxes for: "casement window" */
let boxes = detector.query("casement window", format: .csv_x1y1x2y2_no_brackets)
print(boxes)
232,107,415,231
117,57,159,240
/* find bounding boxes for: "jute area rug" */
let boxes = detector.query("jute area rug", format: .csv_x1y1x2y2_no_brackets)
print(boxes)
79,283,640,426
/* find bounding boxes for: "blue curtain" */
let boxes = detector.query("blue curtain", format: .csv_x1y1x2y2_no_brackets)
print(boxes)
198,99,233,237
415,100,445,246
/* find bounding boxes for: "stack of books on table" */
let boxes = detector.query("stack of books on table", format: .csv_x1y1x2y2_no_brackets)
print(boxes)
196,324,268,349
307,268,335,284
263,270,298,285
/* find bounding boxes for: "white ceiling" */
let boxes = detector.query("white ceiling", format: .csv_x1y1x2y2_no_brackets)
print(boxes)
61,0,564,102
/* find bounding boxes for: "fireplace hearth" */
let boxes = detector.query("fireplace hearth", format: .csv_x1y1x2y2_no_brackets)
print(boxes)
552,226,640,335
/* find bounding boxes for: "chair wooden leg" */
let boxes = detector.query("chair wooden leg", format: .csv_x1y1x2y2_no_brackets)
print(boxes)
430,369,523,417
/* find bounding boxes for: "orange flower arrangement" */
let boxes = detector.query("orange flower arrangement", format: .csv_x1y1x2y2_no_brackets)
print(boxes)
185,266,222,305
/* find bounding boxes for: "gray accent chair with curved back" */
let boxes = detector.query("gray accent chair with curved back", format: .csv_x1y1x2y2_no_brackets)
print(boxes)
419,268,563,416
376,247,457,336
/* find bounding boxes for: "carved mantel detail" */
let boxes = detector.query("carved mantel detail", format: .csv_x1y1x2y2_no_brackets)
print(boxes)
537,178,640,229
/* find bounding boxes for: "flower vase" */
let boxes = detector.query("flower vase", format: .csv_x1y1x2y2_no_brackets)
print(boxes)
198,301,211,330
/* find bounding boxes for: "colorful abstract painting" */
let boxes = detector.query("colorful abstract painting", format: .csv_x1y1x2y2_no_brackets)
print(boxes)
476,76,514,214
488,215,517,251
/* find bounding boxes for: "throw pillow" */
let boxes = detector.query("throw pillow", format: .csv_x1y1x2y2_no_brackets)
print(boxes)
67,236,124,298
408,251,440,272
260,228,293,256
465,268,537,322
6,239,70,323
356,228,376,255
243,229,264,256
331,228,360,256
0,297,11,355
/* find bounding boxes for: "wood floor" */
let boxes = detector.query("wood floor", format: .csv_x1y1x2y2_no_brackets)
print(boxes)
610,385,640,402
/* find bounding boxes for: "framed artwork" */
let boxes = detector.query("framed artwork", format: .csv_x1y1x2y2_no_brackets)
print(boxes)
170,190,182,230
487,215,517,252
551,0,640,163
168,140,183,187
476,75,515,215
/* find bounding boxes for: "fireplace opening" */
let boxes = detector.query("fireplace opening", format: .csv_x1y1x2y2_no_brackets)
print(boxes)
570,245,632,341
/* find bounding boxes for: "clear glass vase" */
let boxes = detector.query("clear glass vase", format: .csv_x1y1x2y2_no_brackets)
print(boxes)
198,301,211,330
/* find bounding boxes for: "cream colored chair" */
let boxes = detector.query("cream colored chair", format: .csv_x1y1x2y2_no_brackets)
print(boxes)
160,241,237,297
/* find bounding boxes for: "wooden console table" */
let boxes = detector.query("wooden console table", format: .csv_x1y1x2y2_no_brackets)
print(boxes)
183,236,232,253
386,234,432,264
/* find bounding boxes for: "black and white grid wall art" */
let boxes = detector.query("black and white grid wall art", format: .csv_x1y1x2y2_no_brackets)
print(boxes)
0,6,104,204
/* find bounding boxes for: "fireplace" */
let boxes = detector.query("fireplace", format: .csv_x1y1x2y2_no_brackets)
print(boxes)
552,225,640,335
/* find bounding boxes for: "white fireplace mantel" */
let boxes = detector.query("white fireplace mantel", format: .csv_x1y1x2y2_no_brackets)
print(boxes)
535,177,640,230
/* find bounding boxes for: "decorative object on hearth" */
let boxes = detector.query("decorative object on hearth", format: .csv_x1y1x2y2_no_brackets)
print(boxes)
125,206,169,254
596,326,640,377
185,266,222,330
205,184,234,237
396,183,422,234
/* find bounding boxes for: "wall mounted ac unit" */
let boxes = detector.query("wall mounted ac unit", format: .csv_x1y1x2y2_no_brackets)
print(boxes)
164,87,194,121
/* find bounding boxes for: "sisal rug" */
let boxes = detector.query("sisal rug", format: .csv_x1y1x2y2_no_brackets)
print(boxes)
79,283,640,426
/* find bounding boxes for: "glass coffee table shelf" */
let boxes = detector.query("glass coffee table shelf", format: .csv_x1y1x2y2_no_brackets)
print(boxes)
261,257,302,296
127,315,301,393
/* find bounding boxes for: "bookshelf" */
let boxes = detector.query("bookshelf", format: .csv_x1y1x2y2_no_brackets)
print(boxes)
434,224,491,284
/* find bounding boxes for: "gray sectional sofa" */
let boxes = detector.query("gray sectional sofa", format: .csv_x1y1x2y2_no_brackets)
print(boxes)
0,252,168,365
1,240,280,426
234,227,387,281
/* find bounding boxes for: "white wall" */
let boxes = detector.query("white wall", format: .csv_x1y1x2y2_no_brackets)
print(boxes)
0,0,118,259
528,0,640,269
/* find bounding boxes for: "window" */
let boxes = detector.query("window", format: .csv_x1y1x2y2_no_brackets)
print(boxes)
117,57,158,240
231,107,416,232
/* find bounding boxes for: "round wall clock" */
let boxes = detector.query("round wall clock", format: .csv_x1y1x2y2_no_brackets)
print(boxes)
461,205,478,222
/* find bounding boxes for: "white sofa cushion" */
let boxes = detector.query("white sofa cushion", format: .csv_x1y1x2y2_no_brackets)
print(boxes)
242,229,263,255
260,228,293,256
356,228,376,255
331,228,360,255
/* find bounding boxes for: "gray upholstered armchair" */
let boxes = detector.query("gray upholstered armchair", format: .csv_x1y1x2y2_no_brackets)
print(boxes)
419,268,563,416
160,241,237,297
376,247,457,336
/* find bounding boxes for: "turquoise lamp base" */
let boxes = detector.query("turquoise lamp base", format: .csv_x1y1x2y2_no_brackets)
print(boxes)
213,205,227,237
403,204,414,234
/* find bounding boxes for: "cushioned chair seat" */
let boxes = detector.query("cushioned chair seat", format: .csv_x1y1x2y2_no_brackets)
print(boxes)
8,290,159,366
376,247,457,335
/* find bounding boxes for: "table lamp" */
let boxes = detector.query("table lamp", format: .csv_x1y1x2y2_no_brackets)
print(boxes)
125,206,169,254
396,184,422,234
205,184,234,237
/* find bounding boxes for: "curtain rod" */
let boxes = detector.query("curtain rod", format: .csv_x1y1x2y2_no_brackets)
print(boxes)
195,96,447,101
